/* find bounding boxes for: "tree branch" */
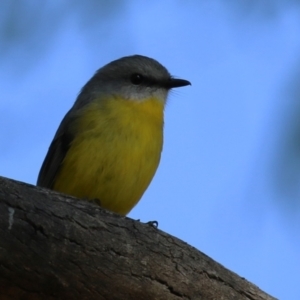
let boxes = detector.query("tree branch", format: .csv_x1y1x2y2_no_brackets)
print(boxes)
0,176,276,300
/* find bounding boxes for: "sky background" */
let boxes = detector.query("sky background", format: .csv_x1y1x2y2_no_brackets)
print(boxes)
1,1,300,299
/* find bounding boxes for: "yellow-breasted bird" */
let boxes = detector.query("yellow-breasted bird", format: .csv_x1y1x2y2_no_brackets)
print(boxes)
37,55,190,215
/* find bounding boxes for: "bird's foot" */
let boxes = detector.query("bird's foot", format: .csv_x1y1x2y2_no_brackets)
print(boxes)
89,198,102,206
136,219,159,228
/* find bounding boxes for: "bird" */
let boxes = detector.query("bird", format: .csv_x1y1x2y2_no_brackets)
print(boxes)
37,55,191,215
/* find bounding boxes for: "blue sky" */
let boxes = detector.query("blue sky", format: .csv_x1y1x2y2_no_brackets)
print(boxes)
1,1,300,299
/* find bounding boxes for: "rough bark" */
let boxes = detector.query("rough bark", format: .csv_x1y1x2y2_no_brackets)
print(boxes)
0,176,276,300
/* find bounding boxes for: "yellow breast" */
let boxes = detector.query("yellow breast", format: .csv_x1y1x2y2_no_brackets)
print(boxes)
53,96,164,215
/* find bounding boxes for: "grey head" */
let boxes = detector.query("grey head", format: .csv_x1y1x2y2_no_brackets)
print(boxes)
74,55,190,109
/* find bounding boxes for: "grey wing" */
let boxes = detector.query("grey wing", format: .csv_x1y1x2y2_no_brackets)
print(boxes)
37,110,75,189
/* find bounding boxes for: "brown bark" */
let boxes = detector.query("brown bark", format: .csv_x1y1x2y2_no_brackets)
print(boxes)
0,176,276,300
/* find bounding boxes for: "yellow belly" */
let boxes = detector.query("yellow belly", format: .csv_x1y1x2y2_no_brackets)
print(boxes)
53,96,164,215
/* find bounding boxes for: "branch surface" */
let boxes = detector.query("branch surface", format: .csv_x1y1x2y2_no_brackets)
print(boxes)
0,176,277,300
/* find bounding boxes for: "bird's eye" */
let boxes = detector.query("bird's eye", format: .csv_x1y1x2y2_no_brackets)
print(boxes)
130,73,144,85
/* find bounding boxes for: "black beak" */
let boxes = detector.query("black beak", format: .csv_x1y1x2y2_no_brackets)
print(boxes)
167,78,191,89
